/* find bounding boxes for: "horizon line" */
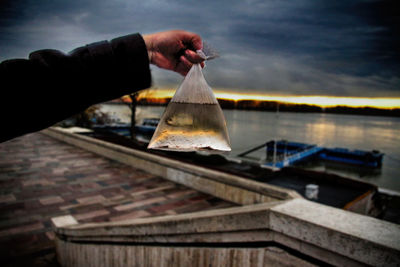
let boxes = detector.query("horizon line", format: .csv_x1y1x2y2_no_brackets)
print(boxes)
132,89,400,109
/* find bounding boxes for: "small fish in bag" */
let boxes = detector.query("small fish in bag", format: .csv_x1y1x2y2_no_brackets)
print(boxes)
148,47,231,152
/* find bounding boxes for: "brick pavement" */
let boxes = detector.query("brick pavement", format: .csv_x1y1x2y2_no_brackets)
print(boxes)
0,132,236,266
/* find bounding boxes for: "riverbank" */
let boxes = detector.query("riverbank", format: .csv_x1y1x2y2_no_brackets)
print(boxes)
97,104,400,192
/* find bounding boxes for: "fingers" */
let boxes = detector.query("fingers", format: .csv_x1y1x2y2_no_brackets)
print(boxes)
184,49,204,64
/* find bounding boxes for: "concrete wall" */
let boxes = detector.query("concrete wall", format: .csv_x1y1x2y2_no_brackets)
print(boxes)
55,240,317,267
52,199,400,267
43,127,299,205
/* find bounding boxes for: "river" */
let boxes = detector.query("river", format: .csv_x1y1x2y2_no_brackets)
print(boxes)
99,104,400,192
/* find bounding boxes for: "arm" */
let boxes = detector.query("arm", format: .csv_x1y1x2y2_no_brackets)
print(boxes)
0,30,203,142
0,33,150,142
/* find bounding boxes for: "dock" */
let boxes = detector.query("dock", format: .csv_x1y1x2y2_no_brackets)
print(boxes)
264,146,324,168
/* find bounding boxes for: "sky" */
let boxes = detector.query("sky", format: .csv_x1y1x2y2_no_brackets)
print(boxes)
0,0,399,98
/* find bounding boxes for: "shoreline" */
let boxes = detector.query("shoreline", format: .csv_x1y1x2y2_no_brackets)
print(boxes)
105,100,400,118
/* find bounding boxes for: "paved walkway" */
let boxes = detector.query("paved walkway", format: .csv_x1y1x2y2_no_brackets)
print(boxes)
0,132,236,266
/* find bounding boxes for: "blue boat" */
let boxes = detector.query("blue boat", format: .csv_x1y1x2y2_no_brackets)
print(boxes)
93,118,159,138
93,123,131,137
238,140,384,169
319,148,383,168
134,118,159,135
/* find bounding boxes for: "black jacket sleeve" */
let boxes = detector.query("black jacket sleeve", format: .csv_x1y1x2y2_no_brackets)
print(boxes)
0,33,151,142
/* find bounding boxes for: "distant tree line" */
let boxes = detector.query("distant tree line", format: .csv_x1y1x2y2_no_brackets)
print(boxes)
136,98,400,117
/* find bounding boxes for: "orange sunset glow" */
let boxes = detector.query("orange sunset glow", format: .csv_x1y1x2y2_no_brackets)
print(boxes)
135,89,400,109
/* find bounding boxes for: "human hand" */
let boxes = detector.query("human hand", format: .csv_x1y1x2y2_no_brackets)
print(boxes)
143,30,205,76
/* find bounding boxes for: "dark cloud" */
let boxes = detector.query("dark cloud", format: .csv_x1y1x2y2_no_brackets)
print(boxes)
0,0,398,97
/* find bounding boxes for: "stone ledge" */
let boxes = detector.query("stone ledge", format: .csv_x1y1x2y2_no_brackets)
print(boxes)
55,202,279,237
270,198,400,266
43,127,300,204
53,199,400,266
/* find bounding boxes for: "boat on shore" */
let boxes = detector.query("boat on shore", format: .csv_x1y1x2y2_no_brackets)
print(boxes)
238,140,384,169
319,147,383,168
93,123,131,137
134,118,159,135
92,118,159,138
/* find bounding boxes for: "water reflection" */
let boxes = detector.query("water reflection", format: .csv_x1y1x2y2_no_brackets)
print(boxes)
225,110,399,191
103,104,400,191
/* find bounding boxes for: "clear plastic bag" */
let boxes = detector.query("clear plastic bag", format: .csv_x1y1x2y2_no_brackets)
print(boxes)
148,48,231,152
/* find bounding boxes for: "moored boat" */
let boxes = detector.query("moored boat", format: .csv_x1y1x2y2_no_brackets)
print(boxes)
239,140,384,169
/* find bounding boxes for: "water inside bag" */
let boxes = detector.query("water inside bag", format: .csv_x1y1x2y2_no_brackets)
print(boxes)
148,62,231,152
148,102,230,152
